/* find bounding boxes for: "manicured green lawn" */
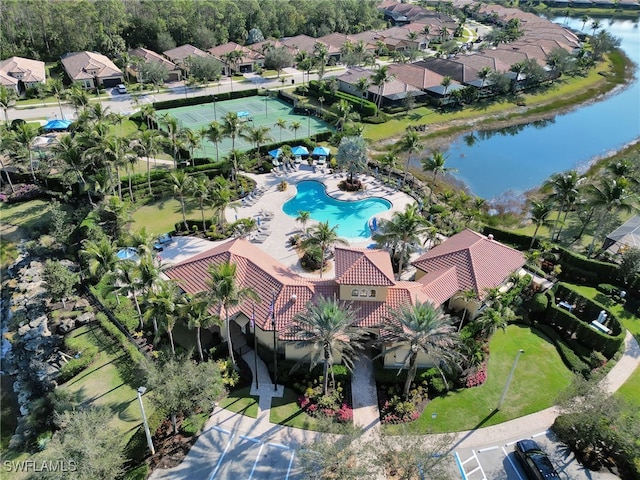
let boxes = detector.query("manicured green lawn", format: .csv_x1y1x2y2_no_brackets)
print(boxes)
561,283,640,408
60,323,153,442
130,198,199,235
0,199,52,230
270,388,324,431
384,324,574,434
219,387,259,418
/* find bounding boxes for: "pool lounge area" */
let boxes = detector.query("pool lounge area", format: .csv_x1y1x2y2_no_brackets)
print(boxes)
224,165,416,278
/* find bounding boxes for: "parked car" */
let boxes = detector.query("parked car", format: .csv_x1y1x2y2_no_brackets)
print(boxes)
514,439,560,480
153,233,172,252
116,84,127,94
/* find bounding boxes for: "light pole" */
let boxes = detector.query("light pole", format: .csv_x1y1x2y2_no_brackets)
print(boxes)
213,95,217,121
264,89,269,118
136,386,155,456
306,109,311,138
252,303,259,389
497,349,524,410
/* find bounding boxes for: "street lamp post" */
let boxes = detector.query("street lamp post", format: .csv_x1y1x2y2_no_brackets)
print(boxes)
306,109,311,138
252,303,259,389
264,89,269,118
497,349,524,410
136,386,155,456
213,95,217,121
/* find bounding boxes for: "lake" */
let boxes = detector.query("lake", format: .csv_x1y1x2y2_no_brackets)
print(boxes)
441,18,640,200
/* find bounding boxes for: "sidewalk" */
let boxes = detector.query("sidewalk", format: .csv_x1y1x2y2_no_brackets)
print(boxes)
351,353,381,439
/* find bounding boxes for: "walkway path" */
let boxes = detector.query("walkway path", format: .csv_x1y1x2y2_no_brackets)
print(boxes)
351,352,381,439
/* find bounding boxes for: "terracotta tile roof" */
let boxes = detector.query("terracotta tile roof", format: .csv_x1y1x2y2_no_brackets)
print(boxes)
334,247,395,286
208,42,264,64
163,44,210,65
415,266,460,306
128,48,177,70
411,229,525,300
0,57,46,86
280,35,339,56
61,51,122,81
388,63,445,89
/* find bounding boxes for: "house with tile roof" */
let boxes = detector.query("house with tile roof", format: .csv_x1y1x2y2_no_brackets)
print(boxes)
0,56,46,94
61,51,123,89
335,67,426,107
128,47,182,82
162,44,211,73
164,229,525,368
208,42,265,74
280,35,340,62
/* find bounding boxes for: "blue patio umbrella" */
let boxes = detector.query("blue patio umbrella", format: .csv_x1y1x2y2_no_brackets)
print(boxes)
372,217,378,231
312,146,330,156
268,148,282,159
291,146,309,156
43,119,72,131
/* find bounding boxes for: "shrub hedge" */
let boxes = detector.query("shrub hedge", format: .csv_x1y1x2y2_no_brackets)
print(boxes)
556,247,619,286
482,226,537,250
307,80,377,116
153,89,258,111
534,324,591,377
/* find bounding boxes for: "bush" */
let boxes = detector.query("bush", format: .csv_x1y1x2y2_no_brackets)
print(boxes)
557,247,619,286
58,345,99,383
482,226,536,250
153,89,258,110
301,246,323,271
182,412,208,436
597,283,618,296
531,292,549,312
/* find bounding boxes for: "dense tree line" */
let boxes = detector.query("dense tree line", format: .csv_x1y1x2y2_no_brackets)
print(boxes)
0,0,386,61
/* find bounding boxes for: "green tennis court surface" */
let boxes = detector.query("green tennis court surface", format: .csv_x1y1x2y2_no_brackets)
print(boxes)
161,96,330,159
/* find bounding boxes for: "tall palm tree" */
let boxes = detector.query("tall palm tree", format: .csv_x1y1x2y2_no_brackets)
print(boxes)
382,301,462,399
207,261,260,367
422,150,457,203
529,200,552,249
0,85,17,125
373,203,430,279
591,20,601,36
66,85,89,114
543,170,580,241
191,175,210,232
330,100,358,132
205,121,223,162
0,131,15,193
140,104,156,130
144,279,181,354
12,123,39,182
289,121,302,140
302,221,348,279
180,292,220,362
169,170,193,231
397,129,422,186
53,134,95,202
107,261,144,328
371,65,394,110
161,114,185,168
100,135,134,200
586,177,636,257
477,66,492,88
355,76,370,112
313,42,330,81
135,129,162,196
296,210,311,233
379,152,399,183
45,77,66,119
474,302,517,339
221,111,243,161
440,76,452,97
241,125,273,160
287,296,367,395
80,237,118,280
184,127,201,160
452,288,478,331
209,181,235,232
275,118,287,142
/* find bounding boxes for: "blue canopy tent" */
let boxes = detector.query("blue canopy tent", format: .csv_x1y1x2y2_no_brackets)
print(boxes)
312,146,330,157
268,148,282,159
43,119,72,132
237,111,251,122
291,146,309,156
117,247,139,262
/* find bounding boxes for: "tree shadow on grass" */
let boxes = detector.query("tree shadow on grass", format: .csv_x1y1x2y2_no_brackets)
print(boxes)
446,409,499,454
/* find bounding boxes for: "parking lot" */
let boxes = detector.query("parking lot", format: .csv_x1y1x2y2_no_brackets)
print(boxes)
150,422,303,480
454,430,619,480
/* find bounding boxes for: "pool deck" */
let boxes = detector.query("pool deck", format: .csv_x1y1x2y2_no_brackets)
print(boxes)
225,165,417,279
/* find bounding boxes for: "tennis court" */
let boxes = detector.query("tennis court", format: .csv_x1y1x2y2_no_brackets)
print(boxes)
161,96,330,159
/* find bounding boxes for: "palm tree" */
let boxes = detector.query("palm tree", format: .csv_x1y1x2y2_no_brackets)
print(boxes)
302,221,348,279
169,170,193,231
287,296,367,395
140,104,156,130
477,66,492,88
397,129,422,186
180,292,220,362
586,177,636,257
331,99,357,131
45,77,66,119
207,261,260,367
209,181,235,232
591,20,601,36
440,75,452,97
355,76,370,112
0,85,16,125
371,65,394,110
135,129,162,196
81,237,118,280
296,210,311,233
581,15,590,32
275,118,287,142
221,111,243,153
12,123,39,182
184,127,201,160
144,279,181,354
313,42,330,81
107,261,144,328
289,121,302,140
543,170,580,241
66,85,89,114
101,135,134,200
374,203,430,279
241,125,273,160
529,200,552,249
205,121,223,162
379,152,399,184
382,301,462,399
53,134,95,202
474,302,517,339
452,288,478,331
161,114,185,168
422,150,457,203
191,175,211,232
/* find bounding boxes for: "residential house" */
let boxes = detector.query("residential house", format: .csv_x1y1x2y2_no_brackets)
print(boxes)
280,35,340,63
335,66,426,107
162,44,211,74
0,56,46,94
61,51,123,88
164,229,525,368
128,47,182,82
208,42,264,74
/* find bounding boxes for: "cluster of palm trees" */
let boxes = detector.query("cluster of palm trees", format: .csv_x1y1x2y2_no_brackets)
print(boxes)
531,163,638,257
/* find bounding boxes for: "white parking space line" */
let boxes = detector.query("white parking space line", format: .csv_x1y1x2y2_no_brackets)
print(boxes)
502,446,524,480
240,434,260,443
455,450,487,479
478,446,499,453
268,442,290,450
248,442,266,479
212,426,230,435
208,431,236,480
532,430,548,438
285,451,296,480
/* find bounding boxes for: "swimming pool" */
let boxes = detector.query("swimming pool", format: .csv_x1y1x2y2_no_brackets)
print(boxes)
282,180,391,239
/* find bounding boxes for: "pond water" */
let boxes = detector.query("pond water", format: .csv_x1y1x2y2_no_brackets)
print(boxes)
440,18,640,200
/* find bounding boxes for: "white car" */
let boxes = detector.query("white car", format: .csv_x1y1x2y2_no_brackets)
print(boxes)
116,84,127,94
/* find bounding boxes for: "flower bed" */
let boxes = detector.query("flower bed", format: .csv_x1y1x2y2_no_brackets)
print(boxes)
1,184,43,203
296,379,353,423
377,383,428,424
465,362,488,388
